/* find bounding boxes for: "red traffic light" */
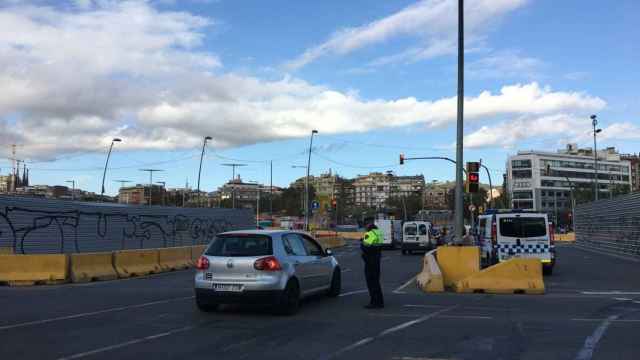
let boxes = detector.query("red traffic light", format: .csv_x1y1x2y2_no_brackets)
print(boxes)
468,173,479,182
399,154,405,165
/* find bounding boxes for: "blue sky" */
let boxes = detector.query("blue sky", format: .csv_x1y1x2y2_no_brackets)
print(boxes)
0,0,638,195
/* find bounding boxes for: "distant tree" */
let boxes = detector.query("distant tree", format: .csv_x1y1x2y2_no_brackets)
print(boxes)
384,194,423,220
447,187,489,218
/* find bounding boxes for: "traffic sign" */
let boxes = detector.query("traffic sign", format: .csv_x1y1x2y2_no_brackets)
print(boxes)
311,200,320,210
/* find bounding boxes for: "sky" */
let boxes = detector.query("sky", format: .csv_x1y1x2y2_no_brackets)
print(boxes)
0,0,638,195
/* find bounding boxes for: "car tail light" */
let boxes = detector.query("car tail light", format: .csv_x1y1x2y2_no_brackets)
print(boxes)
491,222,497,246
195,256,210,270
254,256,282,271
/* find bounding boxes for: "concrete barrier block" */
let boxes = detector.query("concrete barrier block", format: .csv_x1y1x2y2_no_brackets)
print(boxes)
191,245,207,263
113,249,160,278
70,252,118,283
455,258,545,294
437,246,480,289
158,247,192,271
0,254,69,286
416,250,444,293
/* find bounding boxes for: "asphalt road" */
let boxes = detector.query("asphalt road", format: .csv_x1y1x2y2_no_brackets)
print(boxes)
1,242,639,360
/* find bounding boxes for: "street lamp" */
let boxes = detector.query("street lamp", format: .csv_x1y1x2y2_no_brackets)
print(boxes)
65,180,75,201
197,136,213,207
305,130,318,231
591,115,602,201
100,138,121,200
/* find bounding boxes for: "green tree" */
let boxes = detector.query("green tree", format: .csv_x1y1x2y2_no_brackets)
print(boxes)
447,187,489,218
384,194,424,220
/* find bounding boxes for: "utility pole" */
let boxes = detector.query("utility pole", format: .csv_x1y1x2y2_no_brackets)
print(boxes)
305,130,319,231
270,160,273,218
591,115,601,201
454,0,465,243
139,169,163,206
65,180,76,201
222,163,247,208
197,136,212,208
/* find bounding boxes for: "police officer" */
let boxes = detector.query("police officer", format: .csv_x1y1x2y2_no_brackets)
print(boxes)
361,223,384,309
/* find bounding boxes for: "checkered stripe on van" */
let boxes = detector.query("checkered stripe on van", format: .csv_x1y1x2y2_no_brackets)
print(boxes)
496,244,551,254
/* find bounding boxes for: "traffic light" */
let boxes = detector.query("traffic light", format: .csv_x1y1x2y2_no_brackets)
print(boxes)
331,198,337,209
399,154,405,165
466,161,480,193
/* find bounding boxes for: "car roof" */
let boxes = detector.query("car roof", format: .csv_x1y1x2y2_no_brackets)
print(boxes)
218,229,312,237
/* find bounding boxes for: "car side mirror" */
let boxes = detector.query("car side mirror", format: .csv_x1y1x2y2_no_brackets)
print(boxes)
325,249,333,256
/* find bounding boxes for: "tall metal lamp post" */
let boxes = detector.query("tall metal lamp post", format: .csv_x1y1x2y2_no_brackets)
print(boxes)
305,130,318,231
197,136,213,207
591,115,602,201
100,138,121,200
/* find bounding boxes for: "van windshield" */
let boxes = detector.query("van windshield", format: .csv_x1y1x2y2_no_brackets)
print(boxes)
205,235,273,257
499,217,547,238
405,225,417,235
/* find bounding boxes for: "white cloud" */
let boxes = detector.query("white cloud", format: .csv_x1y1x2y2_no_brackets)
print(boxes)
286,0,528,69
0,2,608,161
564,71,589,81
467,50,544,79
464,116,640,149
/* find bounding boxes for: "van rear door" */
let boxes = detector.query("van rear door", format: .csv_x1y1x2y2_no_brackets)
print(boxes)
495,213,551,262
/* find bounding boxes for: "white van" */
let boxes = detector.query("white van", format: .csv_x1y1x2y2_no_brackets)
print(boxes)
401,221,433,254
477,210,555,275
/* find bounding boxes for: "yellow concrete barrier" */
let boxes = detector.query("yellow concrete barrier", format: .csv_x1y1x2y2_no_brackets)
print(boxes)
436,246,480,289
113,249,161,278
70,252,118,283
0,254,69,286
555,232,575,242
191,245,207,263
455,258,545,294
158,246,192,271
416,250,444,293
0,247,14,254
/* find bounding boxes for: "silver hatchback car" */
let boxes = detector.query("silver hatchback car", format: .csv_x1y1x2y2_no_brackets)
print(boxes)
194,230,341,315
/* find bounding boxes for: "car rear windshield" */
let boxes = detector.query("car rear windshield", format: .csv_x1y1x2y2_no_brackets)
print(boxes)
405,225,417,235
499,217,547,238
205,235,272,257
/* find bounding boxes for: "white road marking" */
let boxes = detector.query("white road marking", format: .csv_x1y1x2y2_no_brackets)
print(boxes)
574,314,620,360
57,325,196,359
403,304,446,309
0,296,194,331
572,318,640,323
634,301,640,305
342,268,352,273
437,315,493,320
581,291,640,295
339,289,368,297
393,275,417,294
322,306,457,359
613,297,632,301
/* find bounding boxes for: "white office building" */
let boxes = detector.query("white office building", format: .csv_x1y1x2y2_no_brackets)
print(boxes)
506,144,631,223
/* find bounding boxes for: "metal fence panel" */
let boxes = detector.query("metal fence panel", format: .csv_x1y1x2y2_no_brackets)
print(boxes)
0,195,255,254
575,192,640,258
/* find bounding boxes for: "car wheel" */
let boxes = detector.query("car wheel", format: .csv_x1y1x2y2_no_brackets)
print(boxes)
327,268,341,297
195,295,219,312
277,279,300,316
543,266,554,276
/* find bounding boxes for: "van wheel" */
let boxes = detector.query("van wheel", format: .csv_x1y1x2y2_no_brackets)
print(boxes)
276,279,300,315
543,266,554,276
327,269,341,297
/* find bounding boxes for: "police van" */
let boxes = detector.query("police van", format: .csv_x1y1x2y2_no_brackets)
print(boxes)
401,221,434,254
477,210,555,275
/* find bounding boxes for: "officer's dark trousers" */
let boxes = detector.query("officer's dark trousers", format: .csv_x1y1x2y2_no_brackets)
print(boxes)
362,248,384,306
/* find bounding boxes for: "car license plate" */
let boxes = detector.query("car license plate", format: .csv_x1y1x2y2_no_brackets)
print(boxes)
212,283,243,292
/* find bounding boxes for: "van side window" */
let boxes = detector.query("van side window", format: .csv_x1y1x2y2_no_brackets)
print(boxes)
478,219,486,238
419,224,427,236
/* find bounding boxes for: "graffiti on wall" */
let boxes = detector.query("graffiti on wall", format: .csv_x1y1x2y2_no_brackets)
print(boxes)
0,204,250,254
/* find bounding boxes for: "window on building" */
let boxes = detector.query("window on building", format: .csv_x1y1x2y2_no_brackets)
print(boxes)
512,159,532,168
512,170,532,179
